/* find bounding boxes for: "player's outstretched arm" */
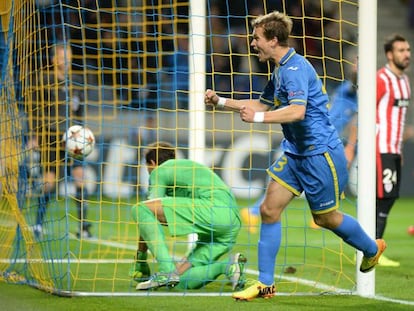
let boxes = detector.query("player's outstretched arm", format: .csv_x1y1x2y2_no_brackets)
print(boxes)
240,103,306,124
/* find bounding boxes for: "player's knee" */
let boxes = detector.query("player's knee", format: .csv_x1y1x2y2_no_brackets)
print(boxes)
313,210,342,229
260,202,282,223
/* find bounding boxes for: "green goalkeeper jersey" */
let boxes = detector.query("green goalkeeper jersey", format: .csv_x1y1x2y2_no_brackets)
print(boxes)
147,158,240,238
148,159,235,203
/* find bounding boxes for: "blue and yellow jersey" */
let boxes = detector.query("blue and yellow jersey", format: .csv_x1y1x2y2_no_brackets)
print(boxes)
260,48,341,156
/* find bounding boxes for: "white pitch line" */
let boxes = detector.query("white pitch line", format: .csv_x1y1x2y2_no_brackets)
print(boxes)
2,236,414,306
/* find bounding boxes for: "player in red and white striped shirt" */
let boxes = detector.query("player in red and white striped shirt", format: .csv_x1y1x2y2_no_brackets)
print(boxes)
376,34,411,267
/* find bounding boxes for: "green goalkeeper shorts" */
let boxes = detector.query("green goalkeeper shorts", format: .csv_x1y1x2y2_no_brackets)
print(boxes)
161,195,241,266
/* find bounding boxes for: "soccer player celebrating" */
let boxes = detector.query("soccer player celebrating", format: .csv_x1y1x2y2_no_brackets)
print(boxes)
375,34,412,267
205,11,386,301
240,59,359,232
131,142,246,290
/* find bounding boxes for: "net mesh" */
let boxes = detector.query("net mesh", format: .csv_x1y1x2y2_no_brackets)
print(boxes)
0,0,359,295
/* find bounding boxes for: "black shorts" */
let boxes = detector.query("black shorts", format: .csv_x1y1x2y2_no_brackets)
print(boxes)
376,153,401,199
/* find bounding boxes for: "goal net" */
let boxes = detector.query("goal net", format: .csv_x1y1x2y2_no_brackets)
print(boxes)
0,0,359,296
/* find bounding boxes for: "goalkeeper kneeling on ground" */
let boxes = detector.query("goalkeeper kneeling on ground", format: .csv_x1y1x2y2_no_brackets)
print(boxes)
130,141,246,291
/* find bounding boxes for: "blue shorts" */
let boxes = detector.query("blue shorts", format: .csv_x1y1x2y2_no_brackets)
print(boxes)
267,144,348,214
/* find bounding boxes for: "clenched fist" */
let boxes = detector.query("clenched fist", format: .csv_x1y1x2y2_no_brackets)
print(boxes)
204,89,219,108
239,105,256,123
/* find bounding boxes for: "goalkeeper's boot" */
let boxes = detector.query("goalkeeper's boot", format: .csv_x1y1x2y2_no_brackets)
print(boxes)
135,272,180,290
226,253,247,290
360,239,387,273
232,280,275,301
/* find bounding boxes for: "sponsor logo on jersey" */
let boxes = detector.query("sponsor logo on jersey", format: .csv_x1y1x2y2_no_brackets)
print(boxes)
288,90,305,97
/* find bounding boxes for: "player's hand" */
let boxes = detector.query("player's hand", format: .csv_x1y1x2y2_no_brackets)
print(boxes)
239,105,256,123
204,89,219,108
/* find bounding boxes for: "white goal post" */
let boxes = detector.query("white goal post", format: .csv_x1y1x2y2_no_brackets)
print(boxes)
357,0,377,297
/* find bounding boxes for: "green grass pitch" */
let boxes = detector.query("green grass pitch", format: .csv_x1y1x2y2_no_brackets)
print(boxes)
1,196,414,310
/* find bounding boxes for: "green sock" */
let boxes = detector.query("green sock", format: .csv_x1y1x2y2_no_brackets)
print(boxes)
136,250,147,261
131,203,176,273
177,262,225,290
133,251,150,276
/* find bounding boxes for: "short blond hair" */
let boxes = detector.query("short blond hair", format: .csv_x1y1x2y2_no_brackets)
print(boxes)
251,11,292,46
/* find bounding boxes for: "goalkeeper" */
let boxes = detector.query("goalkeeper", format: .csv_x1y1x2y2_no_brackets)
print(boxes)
130,142,245,290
